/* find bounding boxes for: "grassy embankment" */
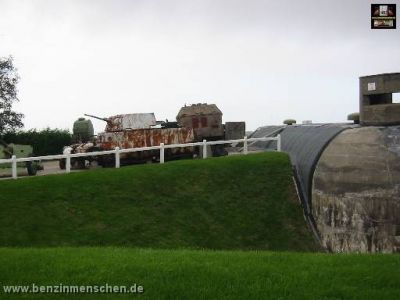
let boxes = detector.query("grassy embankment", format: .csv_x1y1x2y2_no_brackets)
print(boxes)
1,153,396,299
0,152,316,251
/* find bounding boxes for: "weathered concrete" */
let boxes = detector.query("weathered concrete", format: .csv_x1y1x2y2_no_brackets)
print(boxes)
176,103,224,140
362,104,400,126
225,122,245,140
312,126,400,252
360,73,400,126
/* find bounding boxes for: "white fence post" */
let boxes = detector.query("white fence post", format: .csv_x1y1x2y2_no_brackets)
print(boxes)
0,137,287,180
11,155,17,179
66,150,71,173
277,134,282,152
115,147,120,168
160,143,165,164
202,139,207,159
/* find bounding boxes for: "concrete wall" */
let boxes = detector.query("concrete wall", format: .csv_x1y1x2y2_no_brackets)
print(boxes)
312,126,400,252
225,122,245,140
360,73,400,126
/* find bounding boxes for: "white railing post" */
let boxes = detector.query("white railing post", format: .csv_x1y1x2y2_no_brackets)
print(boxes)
11,155,17,179
160,143,165,164
243,136,248,155
202,139,207,159
0,137,286,179
277,134,281,152
66,150,71,173
115,147,120,168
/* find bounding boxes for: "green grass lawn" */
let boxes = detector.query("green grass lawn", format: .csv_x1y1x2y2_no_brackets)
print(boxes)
2,153,392,299
0,152,317,251
0,247,399,300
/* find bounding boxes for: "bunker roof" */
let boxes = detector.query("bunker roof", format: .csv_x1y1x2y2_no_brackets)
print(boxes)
249,123,357,213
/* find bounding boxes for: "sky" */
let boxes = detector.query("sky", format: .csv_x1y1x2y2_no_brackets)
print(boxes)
0,0,399,133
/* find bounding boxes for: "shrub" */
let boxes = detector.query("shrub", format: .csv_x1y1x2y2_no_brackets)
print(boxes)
1,128,72,156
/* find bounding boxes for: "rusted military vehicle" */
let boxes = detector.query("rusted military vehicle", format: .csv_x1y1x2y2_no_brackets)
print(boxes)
60,103,245,169
60,113,194,169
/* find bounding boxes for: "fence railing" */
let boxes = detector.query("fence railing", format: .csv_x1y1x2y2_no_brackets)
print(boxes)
0,135,281,179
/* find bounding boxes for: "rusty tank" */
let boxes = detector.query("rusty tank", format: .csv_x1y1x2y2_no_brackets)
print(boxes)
60,113,195,169
61,104,245,169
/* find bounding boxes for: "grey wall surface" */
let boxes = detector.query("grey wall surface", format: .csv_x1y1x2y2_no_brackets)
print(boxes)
313,126,400,252
250,124,353,212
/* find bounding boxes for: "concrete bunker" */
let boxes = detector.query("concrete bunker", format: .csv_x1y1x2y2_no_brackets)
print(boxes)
360,73,400,126
250,72,400,253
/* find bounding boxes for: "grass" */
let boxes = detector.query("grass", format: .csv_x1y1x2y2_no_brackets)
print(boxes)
0,153,398,299
0,247,399,299
0,152,317,251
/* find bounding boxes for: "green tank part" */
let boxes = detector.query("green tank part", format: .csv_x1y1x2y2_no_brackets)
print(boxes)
72,117,94,143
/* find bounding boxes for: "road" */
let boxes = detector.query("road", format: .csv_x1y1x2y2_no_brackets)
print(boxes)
0,160,85,180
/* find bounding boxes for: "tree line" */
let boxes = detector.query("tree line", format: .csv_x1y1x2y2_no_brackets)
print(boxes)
1,56,72,155
1,128,72,156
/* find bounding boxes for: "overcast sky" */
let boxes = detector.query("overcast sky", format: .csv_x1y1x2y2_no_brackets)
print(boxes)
1,0,399,132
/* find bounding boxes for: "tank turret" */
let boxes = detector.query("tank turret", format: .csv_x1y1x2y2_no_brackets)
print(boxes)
85,113,157,132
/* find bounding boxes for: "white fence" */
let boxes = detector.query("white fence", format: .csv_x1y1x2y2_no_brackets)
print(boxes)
0,135,281,180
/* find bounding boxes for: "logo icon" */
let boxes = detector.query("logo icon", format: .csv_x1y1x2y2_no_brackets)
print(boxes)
371,4,396,29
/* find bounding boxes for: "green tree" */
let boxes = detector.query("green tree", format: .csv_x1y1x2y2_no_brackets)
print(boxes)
3,128,72,156
0,56,23,134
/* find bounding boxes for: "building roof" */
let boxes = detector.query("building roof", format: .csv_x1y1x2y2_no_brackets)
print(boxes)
176,104,222,119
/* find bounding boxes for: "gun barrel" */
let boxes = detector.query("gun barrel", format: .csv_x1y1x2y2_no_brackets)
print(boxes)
84,114,110,123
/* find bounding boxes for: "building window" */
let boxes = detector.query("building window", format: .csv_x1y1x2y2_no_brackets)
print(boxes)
201,117,208,127
192,117,199,128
